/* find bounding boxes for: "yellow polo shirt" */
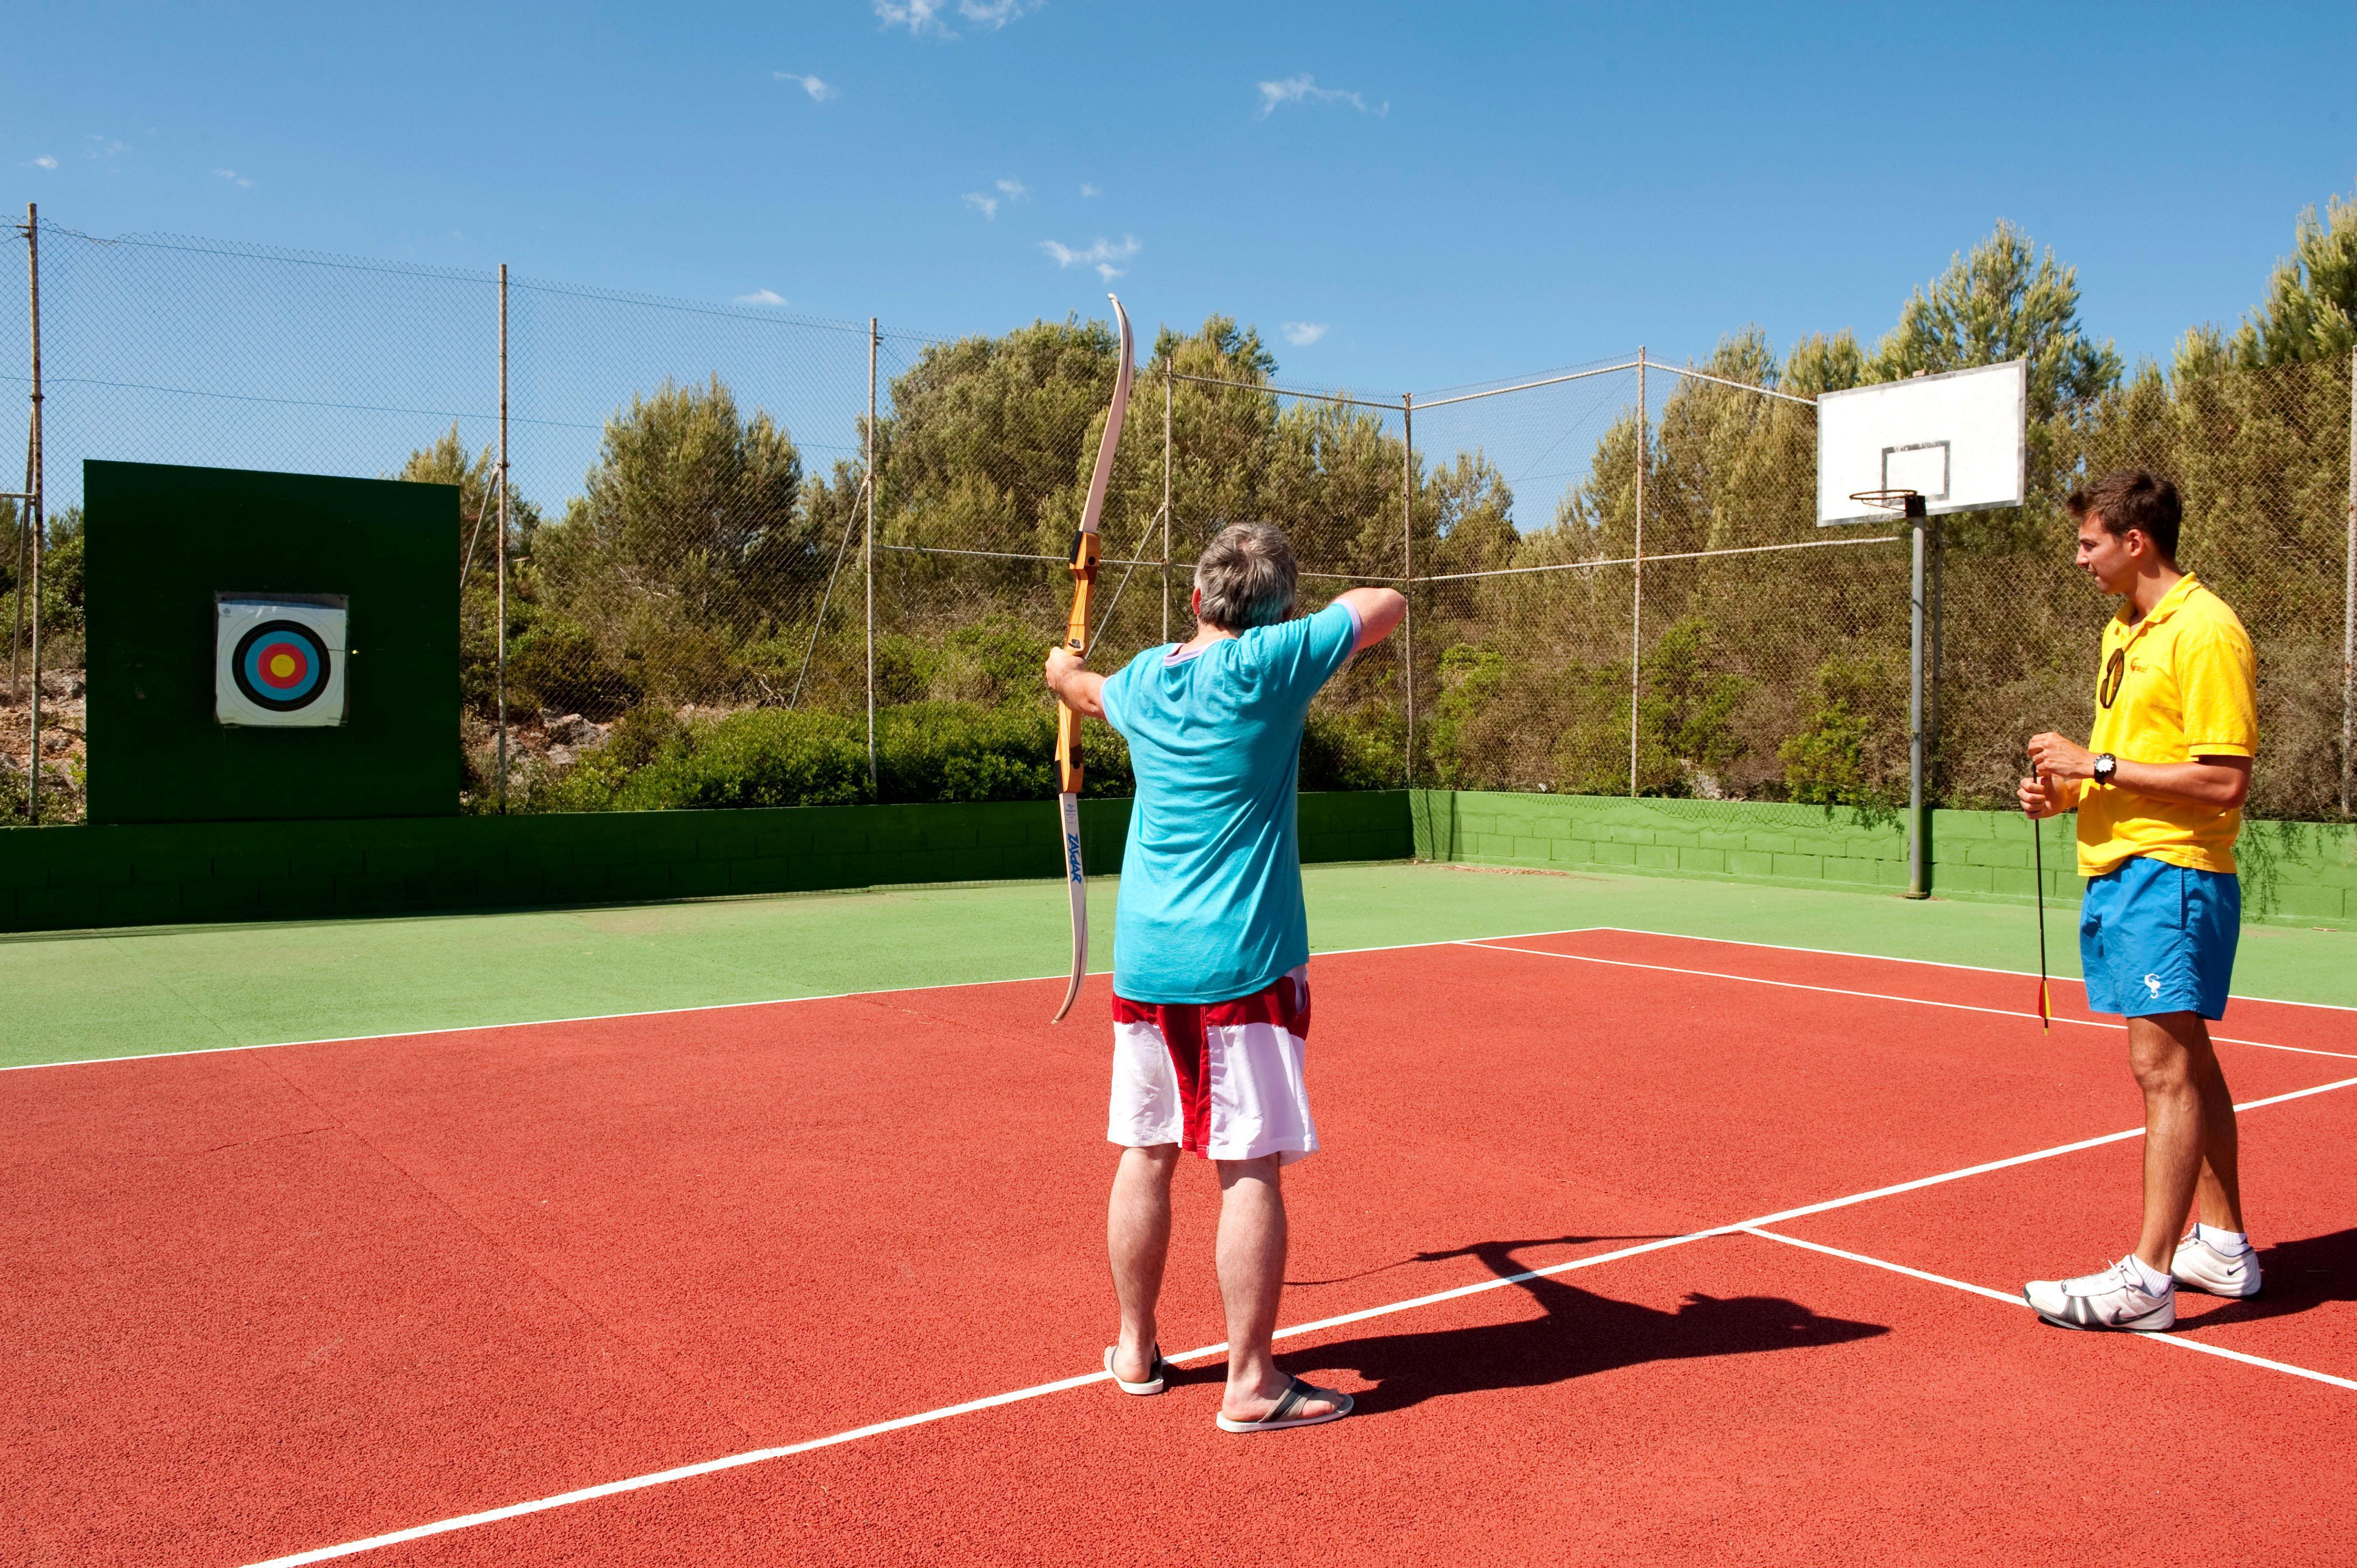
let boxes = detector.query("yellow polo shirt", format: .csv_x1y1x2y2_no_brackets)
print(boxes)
2073,572,2257,877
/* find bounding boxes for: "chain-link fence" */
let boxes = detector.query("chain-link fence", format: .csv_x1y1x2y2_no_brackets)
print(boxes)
5,214,2353,828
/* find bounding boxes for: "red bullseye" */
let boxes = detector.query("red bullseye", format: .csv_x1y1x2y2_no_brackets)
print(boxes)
256,642,311,690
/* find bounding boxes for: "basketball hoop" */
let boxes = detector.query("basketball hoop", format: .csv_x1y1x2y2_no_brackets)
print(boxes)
1847,487,1928,519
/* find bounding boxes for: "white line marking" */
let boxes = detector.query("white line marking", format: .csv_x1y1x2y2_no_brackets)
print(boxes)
1592,926,2357,1015
1460,941,2357,1062
1742,1227,2357,1393
240,1071,2357,1566
4,925,1610,1075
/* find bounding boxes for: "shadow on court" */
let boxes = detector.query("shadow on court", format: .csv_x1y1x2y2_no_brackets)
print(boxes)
1267,1235,1888,1417
2179,1225,2357,1329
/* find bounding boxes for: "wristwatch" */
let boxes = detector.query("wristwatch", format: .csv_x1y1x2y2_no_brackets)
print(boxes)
2092,753,2117,786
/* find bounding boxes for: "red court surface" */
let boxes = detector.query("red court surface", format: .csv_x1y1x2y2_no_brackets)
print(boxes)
4,929,2353,1566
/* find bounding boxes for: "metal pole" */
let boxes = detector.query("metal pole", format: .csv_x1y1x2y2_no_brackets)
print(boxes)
1162,364,1172,646
2343,343,2355,817
865,317,879,797
9,419,24,698
1629,348,1645,797
496,263,510,815
1401,391,1414,788
1906,501,1930,898
23,203,42,823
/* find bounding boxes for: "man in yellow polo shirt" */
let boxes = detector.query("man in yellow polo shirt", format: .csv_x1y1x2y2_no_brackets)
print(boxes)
2017,468,2260,1332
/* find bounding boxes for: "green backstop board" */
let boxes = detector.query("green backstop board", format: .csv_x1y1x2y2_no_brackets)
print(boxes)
84,461,460,825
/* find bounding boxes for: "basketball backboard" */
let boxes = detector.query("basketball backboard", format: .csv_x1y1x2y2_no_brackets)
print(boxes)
1816,359,2026,525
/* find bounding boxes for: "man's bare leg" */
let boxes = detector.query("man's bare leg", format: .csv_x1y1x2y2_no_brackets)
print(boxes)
2129,1013,2245,1271
1108,1143,1178,1384
1214,1155,1342,1422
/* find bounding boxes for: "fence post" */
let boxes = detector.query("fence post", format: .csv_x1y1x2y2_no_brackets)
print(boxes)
1906,502,1930,898
22,203,42,823
1629,347,1645,797
866,317,879,798
496,263,510,814
1401,390,1414,788
1162,364,1172,646
2343,343,2354,818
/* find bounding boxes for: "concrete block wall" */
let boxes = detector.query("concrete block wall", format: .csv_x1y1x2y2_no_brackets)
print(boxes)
1412,790,1909,892
1411,790,2356,927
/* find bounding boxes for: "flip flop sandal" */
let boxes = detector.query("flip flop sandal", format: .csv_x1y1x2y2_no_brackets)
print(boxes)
1104,1343,1171,1396
1215,1375,1354,1433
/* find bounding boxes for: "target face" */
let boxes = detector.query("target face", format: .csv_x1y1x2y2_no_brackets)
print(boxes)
233,621,332,711
216,597,349,728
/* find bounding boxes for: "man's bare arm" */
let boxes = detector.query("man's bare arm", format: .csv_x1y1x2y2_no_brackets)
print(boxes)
2024,731,2252,811
1043,647,1107,719
1335,587,1406,653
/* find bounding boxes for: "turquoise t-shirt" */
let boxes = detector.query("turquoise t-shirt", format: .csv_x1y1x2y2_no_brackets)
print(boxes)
1098,601,1361,1004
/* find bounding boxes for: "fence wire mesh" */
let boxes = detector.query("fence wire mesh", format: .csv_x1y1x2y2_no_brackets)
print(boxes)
3,216,2351,830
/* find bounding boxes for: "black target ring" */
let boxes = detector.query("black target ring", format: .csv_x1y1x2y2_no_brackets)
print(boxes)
231,620,334,712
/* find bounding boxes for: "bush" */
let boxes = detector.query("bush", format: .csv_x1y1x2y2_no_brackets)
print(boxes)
1303,707,1402,791
506,621,644,720
517,698,1141,813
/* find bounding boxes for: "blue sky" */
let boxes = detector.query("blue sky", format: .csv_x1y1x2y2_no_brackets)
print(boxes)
11,1,2356,396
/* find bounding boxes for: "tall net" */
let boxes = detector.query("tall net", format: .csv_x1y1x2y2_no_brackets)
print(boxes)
3,216,2350,827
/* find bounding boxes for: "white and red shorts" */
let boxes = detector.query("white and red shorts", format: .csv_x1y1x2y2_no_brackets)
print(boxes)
1108,965,1318,1165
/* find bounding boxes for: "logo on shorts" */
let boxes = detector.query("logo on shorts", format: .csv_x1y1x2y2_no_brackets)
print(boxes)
2143,973,2164,999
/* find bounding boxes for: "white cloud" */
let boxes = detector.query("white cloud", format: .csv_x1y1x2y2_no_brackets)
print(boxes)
212,167,254,188
1281,322,1328,347
963,192,999,219
874,0,948,33
995,177,1028,200
955,0,1042,28
1079,182,1099,198
86,135,128,159
734,288,788,306
1040,234,1141,281
775,71,836,101
29,154,58,169
874,0,1040,35
1255,75,1387,118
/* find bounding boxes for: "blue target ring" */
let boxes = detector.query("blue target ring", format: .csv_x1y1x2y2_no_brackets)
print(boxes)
232,621,332,712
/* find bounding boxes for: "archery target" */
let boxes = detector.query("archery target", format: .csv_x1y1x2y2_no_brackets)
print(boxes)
216,597,349,726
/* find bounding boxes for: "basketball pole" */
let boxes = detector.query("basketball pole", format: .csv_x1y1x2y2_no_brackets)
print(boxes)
1905,493,1929,899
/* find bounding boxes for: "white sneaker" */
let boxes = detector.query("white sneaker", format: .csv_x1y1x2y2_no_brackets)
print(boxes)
2023,1257,2175,1332
2171,1231,2262,1298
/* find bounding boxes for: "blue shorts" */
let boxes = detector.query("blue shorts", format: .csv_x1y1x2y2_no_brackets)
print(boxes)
2078,855,2239,1020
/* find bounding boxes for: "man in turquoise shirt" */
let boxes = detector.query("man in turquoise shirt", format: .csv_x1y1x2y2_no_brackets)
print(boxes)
1045,521,1403,1434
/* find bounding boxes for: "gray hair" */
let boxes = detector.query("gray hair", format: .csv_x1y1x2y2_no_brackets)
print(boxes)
1192,522,1298,630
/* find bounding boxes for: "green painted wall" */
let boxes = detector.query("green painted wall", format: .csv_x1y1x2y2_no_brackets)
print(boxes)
84,461,460,825
0,791,1414,933
7,785,2347,937
1409,790,2357,927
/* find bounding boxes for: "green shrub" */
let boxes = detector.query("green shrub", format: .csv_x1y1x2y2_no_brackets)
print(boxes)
880,701,1133,802
1780,654,1905,806
1303,706,1402,791
507,621,643,719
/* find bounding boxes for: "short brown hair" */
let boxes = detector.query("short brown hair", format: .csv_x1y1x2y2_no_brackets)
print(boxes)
2067,468,2181,561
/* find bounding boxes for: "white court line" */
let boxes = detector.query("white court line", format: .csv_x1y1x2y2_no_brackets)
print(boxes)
3,925,1610,1075
1742,1226,2357,1394
240,1070,2357,1567
1593,926,2357,1015
1460,941,2357,1062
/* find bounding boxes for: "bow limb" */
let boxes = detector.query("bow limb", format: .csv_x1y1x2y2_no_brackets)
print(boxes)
1051,293,1135,1023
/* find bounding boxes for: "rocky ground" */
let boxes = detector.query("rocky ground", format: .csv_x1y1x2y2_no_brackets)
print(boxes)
0,667,86,820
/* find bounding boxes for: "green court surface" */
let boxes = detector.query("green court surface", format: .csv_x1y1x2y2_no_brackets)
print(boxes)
6,862,2350,1069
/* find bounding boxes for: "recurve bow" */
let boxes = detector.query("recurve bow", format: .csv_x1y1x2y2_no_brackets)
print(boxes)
1051,293,1135,1023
